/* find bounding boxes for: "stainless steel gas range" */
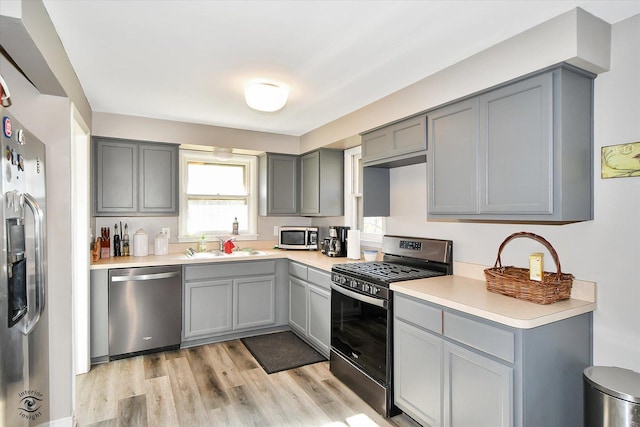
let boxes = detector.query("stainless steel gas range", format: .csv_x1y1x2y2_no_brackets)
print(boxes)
330,235,453,417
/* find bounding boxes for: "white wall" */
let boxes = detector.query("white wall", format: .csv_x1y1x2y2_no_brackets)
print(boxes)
386,14,640,371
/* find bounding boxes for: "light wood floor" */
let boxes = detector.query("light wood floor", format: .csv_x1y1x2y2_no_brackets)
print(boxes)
76,339,420,427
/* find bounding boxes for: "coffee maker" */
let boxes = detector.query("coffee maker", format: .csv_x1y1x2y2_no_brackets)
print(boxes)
326,226,349,257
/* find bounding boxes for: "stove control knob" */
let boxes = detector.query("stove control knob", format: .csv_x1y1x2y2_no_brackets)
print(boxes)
350,279,358,288
362,284,370,293
370,286,379,295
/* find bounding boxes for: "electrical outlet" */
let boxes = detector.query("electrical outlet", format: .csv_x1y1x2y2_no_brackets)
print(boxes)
161,227,170,239
273,226,279,236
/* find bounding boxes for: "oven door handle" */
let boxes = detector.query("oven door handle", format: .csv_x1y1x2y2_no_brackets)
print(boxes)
331,283,388,309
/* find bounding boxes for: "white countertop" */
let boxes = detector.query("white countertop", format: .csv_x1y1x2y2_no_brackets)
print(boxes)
90,249,364,271
91,251,596,329
391,274,596,329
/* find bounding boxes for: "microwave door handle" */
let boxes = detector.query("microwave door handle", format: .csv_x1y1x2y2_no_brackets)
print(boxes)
331,283,387,309
22,193,45,336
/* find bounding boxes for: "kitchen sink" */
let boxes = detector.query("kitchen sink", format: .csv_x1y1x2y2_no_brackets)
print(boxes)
185,249,268,258
232,250,268,256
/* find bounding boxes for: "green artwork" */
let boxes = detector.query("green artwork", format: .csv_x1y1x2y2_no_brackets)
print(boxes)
601,141,640,178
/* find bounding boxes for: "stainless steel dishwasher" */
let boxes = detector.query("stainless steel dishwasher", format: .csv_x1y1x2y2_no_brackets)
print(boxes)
108,265,182,359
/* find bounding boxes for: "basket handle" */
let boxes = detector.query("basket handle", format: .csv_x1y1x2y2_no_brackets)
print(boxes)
493,232,564,279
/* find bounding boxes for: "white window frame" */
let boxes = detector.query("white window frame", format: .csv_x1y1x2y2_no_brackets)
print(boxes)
178,149,258,242
344,146,385,244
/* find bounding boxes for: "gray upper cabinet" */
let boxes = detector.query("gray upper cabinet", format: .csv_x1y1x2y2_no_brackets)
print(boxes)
427,64,594,222
94,139,138,214
138,143,178,214
428,98,480,214
259,153,299,216
299,149,344,216
93,137,178,216
362,115,427,167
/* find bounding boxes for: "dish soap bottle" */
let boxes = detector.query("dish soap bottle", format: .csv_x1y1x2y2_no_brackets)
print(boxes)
232,217,239,235
199,233,207,252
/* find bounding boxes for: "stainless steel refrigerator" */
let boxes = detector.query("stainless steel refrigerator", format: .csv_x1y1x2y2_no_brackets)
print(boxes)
1,98,50,425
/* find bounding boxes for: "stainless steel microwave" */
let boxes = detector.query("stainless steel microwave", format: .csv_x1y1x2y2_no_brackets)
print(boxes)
278,226,319,250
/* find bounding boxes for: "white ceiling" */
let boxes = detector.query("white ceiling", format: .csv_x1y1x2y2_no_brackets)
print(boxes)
42,0,640,137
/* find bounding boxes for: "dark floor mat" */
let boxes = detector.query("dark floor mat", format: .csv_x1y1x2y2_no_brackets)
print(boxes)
241,331,327,374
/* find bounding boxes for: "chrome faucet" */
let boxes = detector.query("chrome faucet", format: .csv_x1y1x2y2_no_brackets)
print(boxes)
215,236,236,251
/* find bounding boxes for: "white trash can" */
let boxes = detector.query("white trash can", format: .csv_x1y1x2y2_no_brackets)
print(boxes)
584,366,640,426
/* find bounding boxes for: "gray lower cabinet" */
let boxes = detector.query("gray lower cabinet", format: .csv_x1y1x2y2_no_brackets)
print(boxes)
427,64,594,222
288,261,331,357
443,342,512,427
182,260,285,344
299,149,344,216
258,153,299,216
394,316,443,427
289,276,308,334
89,269,109,362
183,279,233,338
93,136,178,216
394,293,591,427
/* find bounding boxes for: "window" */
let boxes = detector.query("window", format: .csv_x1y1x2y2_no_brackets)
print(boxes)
344,146,386,242
179,149,257,240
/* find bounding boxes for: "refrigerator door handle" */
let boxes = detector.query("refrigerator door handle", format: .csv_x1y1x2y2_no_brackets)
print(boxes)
22,192,45,335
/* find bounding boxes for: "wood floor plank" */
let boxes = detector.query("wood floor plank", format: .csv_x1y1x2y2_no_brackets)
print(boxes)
236,367,292,426
269,369,334,425
113,356,146,400
221,339,259,372
145,376,180,427
86,419,117,427
287,366,334,406
143,353,168,380
203,342,246,389
84,361,119,424
116,394,147,427
185,346,229,410
166,356,211,426
77,340,422,427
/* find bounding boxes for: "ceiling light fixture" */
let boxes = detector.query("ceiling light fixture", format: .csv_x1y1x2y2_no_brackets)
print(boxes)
244,82,288,112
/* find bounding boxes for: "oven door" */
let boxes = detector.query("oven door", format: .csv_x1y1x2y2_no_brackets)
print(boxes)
330,283,389,385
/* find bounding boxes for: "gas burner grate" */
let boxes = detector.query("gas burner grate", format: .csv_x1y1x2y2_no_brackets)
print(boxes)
334,261,445,283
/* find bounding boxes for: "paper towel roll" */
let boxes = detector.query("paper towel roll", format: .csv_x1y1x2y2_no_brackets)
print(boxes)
347,229,361,259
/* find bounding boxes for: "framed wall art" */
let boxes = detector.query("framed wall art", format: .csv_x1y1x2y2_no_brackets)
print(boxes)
601,141,640,178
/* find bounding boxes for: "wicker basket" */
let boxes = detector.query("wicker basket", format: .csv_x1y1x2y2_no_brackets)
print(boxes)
484,232,573,305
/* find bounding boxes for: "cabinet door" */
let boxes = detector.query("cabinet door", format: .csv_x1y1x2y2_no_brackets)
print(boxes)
394,318,443,427
443,342,513,427
139,143,178,214
183,279,233,339
362,115,426,164
307,283,330,357
300,151,320,215
233,276,275,330
428,98,479,214
289,276,308,334
94,139,137,214
362,127,392,163
479,72,553,214
268,154,298,215
392,115,427,156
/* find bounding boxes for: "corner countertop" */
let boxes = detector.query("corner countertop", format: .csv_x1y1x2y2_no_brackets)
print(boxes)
91,252,596,330
391,273,596,329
